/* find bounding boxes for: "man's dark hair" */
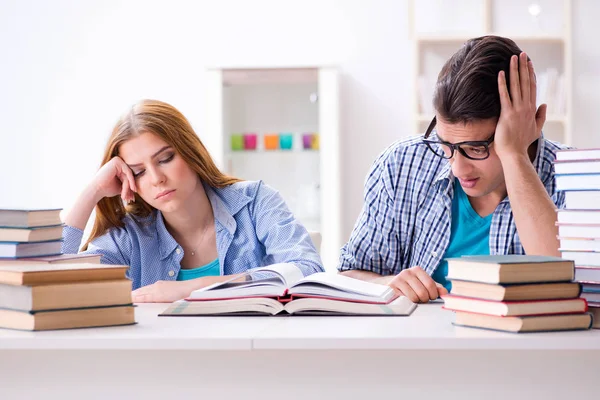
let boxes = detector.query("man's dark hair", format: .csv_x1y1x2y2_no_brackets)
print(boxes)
433,35,525,124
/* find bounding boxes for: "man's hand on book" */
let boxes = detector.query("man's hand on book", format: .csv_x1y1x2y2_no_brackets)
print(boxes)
378,266,448,303
131,280,197,303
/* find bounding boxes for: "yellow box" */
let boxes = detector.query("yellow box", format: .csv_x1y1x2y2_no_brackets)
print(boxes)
311,133,320,150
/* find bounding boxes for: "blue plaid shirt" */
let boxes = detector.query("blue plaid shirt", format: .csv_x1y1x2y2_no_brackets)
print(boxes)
338,134,570,276
62,181,324,289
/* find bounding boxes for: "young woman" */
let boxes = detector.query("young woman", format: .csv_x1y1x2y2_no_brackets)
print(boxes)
62,99,323,302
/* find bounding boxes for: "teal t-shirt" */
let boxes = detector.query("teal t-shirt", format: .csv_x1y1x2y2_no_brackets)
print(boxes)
432,181,493,291
177,258,220,281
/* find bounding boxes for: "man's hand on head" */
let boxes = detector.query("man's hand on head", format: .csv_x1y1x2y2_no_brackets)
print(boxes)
495,51,547,162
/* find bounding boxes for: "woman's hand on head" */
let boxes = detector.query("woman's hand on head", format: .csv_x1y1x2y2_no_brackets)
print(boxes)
92,156,137,203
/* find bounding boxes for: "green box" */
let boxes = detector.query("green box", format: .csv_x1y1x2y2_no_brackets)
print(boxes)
231,134,244,151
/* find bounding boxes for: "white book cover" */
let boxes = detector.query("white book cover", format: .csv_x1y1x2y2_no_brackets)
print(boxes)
564,191,600,210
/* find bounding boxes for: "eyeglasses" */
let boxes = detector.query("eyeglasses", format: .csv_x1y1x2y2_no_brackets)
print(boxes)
422,116,495,161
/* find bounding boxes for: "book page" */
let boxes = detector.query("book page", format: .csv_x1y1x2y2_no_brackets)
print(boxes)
284,296,416,316
161,298,284,316
288,272,394,301
250,263,305,287
186,263,302,299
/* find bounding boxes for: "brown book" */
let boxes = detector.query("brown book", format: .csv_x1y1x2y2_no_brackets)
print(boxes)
0,263,128,286
0,280,132,311
0,253,102,265
443,295,588,316
446,255,574,284
588,303,600,329
0,305,135,331
0,225,63,242
449,280,582,301
0,209,62,228
454,311,593,333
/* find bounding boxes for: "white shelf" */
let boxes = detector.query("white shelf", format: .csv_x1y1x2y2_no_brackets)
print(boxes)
488,35,565,43
416,35,565,43
228,150,319,154
221,68,318,85
204,66,341,271
411,0,572,145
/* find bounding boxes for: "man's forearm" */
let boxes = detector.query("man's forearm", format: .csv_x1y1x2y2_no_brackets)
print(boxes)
502,153,560,256
340,269,389,284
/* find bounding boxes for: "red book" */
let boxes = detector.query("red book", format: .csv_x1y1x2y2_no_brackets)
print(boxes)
442,294,588,317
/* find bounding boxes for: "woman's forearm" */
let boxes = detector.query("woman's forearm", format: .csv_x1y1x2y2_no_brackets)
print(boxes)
64,185,102,230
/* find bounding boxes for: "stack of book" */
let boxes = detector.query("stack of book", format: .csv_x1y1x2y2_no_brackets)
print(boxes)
0,263,135,330
0,208,134,330
441,255,593,333
0,208,66,259
0,208,103,265
554,148,600,328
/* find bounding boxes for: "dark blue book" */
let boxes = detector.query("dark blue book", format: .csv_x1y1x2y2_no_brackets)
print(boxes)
0,240,63,259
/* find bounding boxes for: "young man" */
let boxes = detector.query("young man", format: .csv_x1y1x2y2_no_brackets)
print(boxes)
338,36,569,303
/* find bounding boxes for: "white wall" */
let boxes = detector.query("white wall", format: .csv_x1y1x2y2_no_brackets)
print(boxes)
0,0,598,246
572,0,600,149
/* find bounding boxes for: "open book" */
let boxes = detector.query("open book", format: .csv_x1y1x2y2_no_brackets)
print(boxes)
160,263,417,316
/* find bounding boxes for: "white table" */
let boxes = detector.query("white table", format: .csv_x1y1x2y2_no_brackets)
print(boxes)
0,302,598,400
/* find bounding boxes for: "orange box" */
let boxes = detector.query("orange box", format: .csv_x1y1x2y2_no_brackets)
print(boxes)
264,134,279,150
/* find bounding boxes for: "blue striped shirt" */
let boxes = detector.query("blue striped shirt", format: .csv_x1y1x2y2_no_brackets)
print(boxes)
62,181,324,289
338,134,570,276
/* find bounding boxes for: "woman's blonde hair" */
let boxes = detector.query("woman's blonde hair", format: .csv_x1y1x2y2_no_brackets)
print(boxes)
82,99,240,250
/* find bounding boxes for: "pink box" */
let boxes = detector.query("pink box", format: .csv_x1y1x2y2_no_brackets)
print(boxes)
243,133,257,150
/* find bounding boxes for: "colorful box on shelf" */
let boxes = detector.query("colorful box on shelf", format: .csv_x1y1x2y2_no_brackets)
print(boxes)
231,133,258,151
279,133,293,150
311,133,319,150
235,132,314,151
231,134,244,151
243,133,257,150
264,134,279,150
302,133,319,150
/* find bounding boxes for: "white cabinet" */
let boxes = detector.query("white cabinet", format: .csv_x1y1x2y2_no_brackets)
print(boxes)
204,67,341,270
411,0,572,145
